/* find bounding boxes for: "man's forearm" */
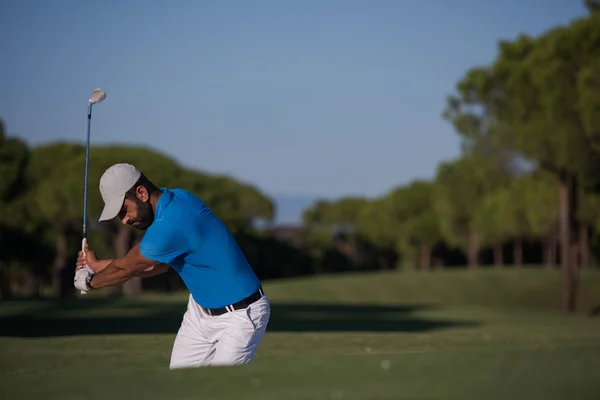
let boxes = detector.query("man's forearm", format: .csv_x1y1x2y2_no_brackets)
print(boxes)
89,261,134,289
93,259,114,273
86,244,160,290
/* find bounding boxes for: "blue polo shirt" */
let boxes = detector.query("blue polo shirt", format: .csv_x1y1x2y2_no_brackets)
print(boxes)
139,187,261,308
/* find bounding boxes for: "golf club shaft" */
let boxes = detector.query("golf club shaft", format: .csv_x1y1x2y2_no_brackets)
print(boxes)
83,103,92,239
80,103,93,295
79,88,105,296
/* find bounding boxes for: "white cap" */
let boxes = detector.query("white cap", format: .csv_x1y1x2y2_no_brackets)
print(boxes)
98,163,142,222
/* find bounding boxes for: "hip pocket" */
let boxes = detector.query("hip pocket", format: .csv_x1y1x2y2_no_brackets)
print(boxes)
241,297,270,331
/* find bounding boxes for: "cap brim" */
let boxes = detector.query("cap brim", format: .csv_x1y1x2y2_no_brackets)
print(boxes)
98,193,125,222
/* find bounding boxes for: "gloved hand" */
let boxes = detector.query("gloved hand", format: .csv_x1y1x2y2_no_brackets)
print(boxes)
74,266,95,293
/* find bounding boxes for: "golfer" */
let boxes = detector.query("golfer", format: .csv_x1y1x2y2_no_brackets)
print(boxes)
74,163,271,369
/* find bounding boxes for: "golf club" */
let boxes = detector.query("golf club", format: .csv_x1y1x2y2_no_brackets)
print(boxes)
80,88,107,294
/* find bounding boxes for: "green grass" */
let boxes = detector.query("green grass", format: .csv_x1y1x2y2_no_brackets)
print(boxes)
1,268,600,400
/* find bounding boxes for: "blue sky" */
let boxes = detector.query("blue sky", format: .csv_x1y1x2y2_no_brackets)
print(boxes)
0,0,589,222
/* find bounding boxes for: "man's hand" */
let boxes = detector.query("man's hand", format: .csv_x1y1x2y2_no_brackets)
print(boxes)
76,244,113,273
74,266,95,293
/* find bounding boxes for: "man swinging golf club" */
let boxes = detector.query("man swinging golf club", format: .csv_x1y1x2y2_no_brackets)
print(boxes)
74,163,270,369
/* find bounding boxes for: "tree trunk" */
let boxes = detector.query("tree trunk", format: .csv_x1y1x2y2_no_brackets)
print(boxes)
543,233,558,268
20,270,38,297
122,277,143,297
342,240,360,269
53,229,73,299
104,227,126,297
493,243,503,267
114,226,143,297
467,229,480,268
419,245,431,270
559,172,578,313
0,263,13,299
579,223,589,268
513,238,523,266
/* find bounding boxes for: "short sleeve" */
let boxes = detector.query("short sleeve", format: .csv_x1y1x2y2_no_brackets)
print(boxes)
139,221,187,265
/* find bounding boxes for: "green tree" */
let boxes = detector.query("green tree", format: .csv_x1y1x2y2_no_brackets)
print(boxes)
442,64,521,268
303,197,372,269
473,186,518,267
517,172,560,267
434,153,509,268
577,191,600,267
303,197,370,228
386,181,441,270
0,119,36,298
24,142,89,296
354,198,398,249
0,121,29,203
353,197,400,270
482,13,600,312
584,0,600,13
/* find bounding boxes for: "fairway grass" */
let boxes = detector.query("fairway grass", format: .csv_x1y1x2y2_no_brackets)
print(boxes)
1,268,600,399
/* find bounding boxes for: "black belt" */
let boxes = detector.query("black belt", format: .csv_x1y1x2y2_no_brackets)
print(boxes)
202,287,265,316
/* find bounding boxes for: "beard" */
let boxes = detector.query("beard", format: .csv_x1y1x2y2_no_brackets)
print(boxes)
128,198,155,230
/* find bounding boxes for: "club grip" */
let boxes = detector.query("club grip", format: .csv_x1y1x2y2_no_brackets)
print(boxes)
80,238,87,295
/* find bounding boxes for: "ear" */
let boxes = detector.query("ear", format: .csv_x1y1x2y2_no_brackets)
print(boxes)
135,186,150,202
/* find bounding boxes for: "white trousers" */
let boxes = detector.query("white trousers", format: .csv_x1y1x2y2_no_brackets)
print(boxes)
169,292,270,369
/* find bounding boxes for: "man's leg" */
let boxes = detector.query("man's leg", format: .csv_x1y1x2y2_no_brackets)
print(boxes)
169,294,216,369
210,295,271,366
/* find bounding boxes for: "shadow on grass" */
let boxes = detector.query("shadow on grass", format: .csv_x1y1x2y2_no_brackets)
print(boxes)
0,298,481,338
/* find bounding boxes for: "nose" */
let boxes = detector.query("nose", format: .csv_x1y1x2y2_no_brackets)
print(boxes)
121,216,130,225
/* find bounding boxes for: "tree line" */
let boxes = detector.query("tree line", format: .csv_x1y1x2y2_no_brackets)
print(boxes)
1,4,599,314
301,3,600,313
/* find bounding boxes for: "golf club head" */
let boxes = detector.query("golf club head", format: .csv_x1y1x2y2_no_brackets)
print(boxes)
89,88,107,105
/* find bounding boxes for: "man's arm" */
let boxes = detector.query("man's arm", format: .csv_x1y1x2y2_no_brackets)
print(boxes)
89,243,161,289
133,263,170,278
90,258,114,273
